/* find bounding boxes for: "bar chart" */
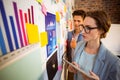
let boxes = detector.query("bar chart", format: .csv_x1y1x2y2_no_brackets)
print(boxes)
0,0,38,56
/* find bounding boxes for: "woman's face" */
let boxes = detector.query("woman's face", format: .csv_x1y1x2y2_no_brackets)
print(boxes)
82,17,101,42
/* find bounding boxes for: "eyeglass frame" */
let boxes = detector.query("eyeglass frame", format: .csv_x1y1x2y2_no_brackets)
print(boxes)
79,24,98,34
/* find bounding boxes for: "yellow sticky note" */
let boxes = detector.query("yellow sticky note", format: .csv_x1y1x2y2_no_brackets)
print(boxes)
26,23,39,44
64,5,67,13
56,12,60,22
57,39,60,44
40,32,48,47
36,0,42,3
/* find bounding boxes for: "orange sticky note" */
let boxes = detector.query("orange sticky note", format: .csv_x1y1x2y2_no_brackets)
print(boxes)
70,38,76,48
55,0,59,3
40,32,48,47
26,23,39,44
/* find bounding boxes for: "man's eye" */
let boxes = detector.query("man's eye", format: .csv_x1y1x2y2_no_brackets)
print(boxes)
77,20,81,23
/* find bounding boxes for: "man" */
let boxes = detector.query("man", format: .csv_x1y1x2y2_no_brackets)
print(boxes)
67,10,86,62
66,10,86,80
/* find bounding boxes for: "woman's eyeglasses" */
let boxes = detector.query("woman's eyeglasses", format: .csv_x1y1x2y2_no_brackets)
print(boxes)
79,24,98,34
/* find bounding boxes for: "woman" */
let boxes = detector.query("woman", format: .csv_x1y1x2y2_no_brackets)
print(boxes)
68,10,120,80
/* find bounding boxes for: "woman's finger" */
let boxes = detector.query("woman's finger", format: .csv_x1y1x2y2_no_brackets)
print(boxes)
89,71,100,80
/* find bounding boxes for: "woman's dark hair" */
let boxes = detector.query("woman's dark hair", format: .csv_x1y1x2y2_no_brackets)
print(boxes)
72,10,86,20
86,10,111,38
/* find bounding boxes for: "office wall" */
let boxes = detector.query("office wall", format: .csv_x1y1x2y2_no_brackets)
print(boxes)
0,44,42,80
101,24,120,56
0,0,73,80
74,0,120,24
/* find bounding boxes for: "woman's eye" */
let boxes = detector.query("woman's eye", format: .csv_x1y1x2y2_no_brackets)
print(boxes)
86,27,91,30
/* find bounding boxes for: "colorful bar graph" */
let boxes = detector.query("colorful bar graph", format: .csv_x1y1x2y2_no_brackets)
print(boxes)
0,0,14,52
19,9,28,46
28,8,31,23
13,2,24,47
0,27,7,55
31,6,34,24
24,13,28,23
9,16,19,49
0,0,35,56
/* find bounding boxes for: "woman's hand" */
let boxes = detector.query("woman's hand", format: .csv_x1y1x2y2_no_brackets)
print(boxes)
82,71,100,80
89,71,100,80
68,62,79,74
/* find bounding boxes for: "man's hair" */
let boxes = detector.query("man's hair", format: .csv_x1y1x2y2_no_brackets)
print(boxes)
72,10,86,19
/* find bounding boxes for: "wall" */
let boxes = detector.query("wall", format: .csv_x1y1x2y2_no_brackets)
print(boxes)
0,44,42,80
101,24,120,56
74,0,120,24
0,0,73,80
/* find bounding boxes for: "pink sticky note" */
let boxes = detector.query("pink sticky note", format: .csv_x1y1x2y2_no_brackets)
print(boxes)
41,3,47,16
58,65,62,71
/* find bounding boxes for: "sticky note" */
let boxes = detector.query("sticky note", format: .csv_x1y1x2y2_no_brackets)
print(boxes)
57,38,60,44
36,0,42,3
41,3,47,16
64,5,67,13
58,65,62,71
56,12,60,22
26,23,39,44
40,32,48,47
55,0,59,3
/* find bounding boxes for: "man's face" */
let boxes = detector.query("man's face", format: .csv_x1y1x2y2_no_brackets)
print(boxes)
73,16,84,32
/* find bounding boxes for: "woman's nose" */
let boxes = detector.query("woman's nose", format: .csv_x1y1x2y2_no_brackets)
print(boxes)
81,28,85,34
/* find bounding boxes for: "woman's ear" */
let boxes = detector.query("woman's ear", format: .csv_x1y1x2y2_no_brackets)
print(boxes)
100,30,104,35
98,28,104,35
99,30,105,38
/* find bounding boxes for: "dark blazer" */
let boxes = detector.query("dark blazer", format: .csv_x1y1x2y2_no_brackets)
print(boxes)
66,30,82,62
73,41,120,80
